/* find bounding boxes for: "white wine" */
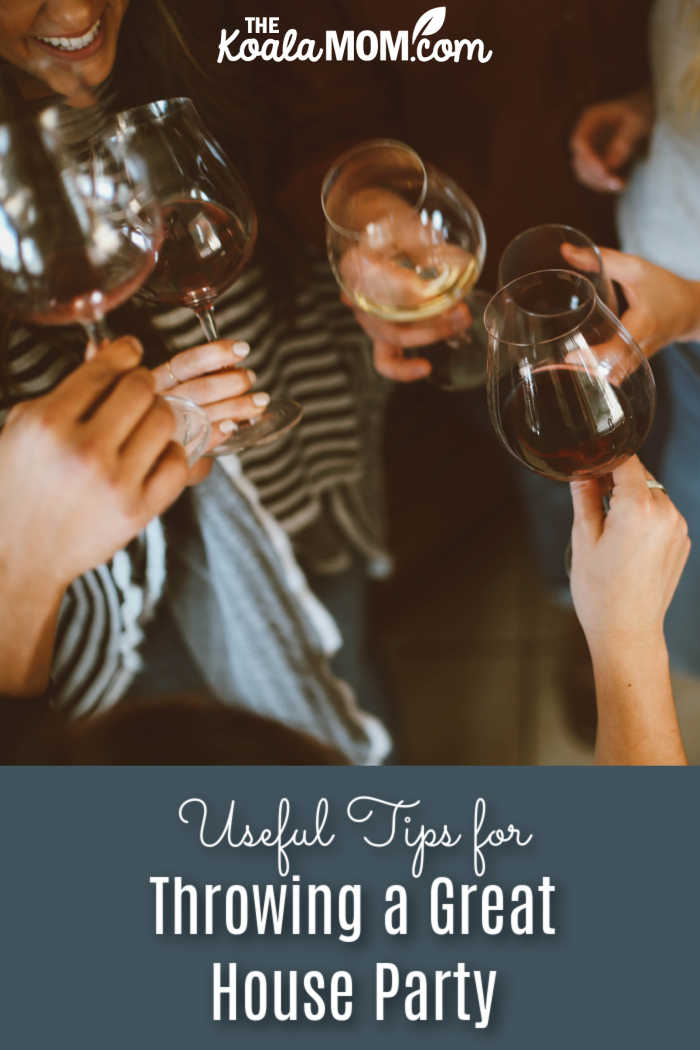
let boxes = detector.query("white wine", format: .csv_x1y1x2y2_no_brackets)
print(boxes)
335,199,479,322
350,250,478,322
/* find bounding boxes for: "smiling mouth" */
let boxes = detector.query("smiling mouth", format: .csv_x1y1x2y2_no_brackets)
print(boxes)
33,18,103,54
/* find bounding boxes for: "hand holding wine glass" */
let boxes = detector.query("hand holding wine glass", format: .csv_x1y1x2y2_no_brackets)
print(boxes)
569,455,690,766
150,337,271,440
560,244,700,359
114,97,302,453
337,187,475,379
322,139,488,390
569,456,690,644
485,270,656,483
499,224,618,314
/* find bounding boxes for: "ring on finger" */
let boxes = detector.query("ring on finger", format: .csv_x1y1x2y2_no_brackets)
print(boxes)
166,359,180,388
646,480,667,494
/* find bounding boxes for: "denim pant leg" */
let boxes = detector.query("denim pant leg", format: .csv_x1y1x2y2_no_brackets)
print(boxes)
514,468,573,594
647,342,700,676
303,556,393,732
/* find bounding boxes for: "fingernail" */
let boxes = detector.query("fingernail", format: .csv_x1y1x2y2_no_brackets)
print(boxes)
246,369,257,384
85,342,97,361
253,392,270,407
219,420,238,434
231,340,250,358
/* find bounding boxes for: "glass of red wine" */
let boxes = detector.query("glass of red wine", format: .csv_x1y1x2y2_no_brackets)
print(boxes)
0,108,211,465
484,269,655,482
113,97,303,453
498,224,618,314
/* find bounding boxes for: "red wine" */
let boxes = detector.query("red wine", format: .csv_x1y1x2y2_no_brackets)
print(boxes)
141,198,251,307
500,363,651,480
26,243,157,327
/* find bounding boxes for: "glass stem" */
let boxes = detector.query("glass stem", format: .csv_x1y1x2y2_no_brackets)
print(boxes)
83,317,110,350
195,305,219,342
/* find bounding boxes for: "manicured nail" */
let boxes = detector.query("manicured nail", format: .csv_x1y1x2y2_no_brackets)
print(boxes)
219,419,238,434
253,392,270,407
246,369,257,384
231,340,250,358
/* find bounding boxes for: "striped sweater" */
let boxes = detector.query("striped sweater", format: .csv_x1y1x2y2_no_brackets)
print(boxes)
0,256,389,718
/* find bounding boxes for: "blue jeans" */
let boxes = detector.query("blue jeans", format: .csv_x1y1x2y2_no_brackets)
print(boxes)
516,342,700,676
644,342,700,675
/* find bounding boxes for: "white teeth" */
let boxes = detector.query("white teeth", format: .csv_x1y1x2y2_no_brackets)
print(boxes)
36,19,101,52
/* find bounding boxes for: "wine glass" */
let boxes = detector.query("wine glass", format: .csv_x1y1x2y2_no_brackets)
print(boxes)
498,224,618,314
484,269,655,483
0,109,211,465
321,139,488,390
113,97,303,454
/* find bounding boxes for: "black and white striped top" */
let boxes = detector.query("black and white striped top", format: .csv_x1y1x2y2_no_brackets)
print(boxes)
0,256,388,715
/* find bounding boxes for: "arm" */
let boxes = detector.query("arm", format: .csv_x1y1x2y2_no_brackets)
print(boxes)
0,569,64,700
588,640,683,765
0,337,189,698
569,457,690,764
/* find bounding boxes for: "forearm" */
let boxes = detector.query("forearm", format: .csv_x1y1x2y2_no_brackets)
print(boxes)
588,635,686,765
0,561,65,697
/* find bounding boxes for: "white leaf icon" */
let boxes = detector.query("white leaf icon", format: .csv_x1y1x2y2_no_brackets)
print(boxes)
412,6,447,44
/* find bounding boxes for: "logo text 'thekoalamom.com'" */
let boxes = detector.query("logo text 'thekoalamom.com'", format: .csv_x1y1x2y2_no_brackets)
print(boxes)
217,7,494,65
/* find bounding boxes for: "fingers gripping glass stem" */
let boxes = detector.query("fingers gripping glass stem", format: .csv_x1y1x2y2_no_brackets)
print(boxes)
116,97,303,453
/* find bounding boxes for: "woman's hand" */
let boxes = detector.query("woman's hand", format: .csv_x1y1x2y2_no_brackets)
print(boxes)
151,337,270,444
336,189,474,381
0,337,190,696
562,244,700,357
570,88,654,193
570,457,690,646
2,336,189,587
570,457,689,764
346,298,472,381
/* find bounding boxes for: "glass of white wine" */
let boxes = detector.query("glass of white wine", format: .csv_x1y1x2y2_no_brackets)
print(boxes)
321,139,487,389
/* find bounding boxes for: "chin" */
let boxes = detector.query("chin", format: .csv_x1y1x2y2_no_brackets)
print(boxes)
78,45,118,88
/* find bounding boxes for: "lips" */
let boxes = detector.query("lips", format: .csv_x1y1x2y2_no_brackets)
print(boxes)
32,18,103,57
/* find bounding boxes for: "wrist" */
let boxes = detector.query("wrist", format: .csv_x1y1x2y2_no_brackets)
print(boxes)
587,625,667,667
586,629,684,765
680,279,700,343
0,549,67,697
